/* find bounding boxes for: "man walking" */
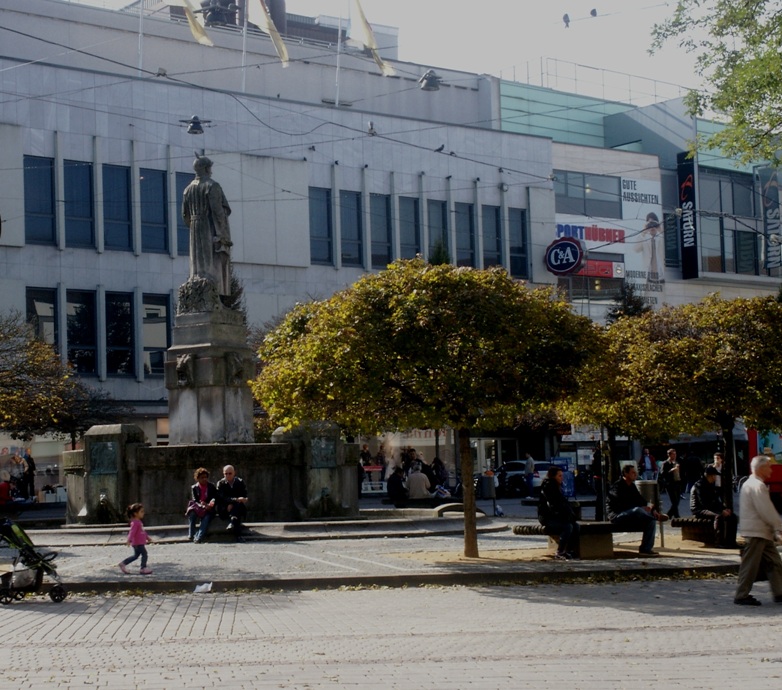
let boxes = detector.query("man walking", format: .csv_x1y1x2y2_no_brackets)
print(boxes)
734,455,782,606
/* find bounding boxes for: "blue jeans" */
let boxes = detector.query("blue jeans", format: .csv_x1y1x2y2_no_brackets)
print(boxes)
188,511,213,542
611,507,657,553
122,544,148,568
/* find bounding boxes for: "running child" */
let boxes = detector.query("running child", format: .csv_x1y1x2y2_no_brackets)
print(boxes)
118,502,153,575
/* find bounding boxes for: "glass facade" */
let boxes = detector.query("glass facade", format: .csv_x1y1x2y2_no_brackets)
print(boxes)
427,199,449,258
26,288,58,347
482,205,502,268
398,196,421,259
554,170,621,218
340,190,363,267
66,290,97,374
24,156,56,244
370,193,392,268
140,168,168,253
106,292,135,376
508,208,528,279
64,160,94,248
455,202,475,267
309,187,333,265
142,294,170,377
103,165,132,251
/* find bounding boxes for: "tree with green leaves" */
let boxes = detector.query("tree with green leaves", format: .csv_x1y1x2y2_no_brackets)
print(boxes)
605,282,652,325
653,0,782,164
0,311,70,435
252,259,598,557
1,311,129,446
565,295,782,508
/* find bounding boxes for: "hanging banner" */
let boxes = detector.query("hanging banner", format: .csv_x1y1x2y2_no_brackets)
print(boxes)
677,152,699,280
758,166,782,270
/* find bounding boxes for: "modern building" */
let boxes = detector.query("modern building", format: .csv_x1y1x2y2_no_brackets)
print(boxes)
1,0,778,471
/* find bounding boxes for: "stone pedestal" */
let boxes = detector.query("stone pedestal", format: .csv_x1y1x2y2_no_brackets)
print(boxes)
164,309,254,444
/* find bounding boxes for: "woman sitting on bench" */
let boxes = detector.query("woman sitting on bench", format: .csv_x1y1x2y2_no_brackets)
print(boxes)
538,466,580,560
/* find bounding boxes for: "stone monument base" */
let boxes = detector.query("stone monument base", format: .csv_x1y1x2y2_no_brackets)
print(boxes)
165,308,254,444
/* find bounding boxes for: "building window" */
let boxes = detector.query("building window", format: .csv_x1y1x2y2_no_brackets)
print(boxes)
142,294,169,377
340,190,363,267
175,172,191,255
103,165,132,251
309,187,333,265
66,290,97,374
508,208,528,279
370,193,392,268
559,275,624,301
26,288,58,348
455,202,475,267
399,196,421,259
24,156,56,244
699,170,760,275
64,160,95,248
482,205,502,268
106,292,135,377
428,199,449,259
140,168,168,253
554,170,621,219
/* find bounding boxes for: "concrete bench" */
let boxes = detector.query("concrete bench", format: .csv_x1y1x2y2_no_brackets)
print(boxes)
380,497,461,509
671,516,717,545
512,521,647,559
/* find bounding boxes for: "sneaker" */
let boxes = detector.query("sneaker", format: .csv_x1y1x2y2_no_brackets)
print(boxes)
118,563,128,574
565,552,580,561
657,513,670,522
554,552,568,560
139,567,153,575
734,595,762,606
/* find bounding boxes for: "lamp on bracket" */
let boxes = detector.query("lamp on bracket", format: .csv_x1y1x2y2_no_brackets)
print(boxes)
418,69,442,92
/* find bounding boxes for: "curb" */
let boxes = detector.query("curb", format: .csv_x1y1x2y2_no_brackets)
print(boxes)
58,562,740,596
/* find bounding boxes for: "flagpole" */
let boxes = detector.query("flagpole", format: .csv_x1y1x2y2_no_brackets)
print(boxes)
241,0,248,93
335,11,343,108
138,0,144,77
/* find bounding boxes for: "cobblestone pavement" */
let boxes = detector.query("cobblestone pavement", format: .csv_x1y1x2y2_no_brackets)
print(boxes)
2,578,780,689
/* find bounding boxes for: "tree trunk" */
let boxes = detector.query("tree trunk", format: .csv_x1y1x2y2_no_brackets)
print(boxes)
458,426,479,558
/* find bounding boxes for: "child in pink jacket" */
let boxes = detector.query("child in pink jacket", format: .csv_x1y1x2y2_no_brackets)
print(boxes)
118,503,153,575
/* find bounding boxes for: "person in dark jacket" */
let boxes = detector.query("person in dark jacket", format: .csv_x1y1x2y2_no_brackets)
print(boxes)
186,467,219,543
690,466,738,547
607,464,667,555
216,465,249,542
658,448,682,518
538,466,580,560
386,466,408,508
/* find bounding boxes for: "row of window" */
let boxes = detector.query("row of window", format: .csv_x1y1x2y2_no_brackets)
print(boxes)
24,156,192,254
309,188,530,277
26,288,170,378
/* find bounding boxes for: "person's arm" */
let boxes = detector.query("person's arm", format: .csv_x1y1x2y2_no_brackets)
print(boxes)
755,484,782,533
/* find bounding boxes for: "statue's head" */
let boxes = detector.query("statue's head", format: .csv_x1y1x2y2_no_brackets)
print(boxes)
193,153,213,174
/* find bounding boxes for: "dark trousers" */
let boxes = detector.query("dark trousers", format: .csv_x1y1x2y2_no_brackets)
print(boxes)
122,545,148,569
546,519,580,555
713,513,738,547
666,484,681,518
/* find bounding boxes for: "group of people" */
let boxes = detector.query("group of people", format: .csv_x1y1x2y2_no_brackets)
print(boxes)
386,455,450,507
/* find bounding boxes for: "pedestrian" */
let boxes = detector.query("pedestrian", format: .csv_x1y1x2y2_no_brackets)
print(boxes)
659,448,682,518
734,455,782,606
523,452,535,496
638,448,656,481
118,502,153,575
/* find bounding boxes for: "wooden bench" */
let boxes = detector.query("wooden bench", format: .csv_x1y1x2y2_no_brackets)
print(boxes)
513,520,649,559
671,516,717,545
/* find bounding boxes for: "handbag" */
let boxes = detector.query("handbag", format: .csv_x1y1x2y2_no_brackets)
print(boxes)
186,499,208,518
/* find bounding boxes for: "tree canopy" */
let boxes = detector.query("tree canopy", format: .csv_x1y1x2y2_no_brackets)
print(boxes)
1,311,128,445
653,0,782,163
253,259,599,556
564,294,782,506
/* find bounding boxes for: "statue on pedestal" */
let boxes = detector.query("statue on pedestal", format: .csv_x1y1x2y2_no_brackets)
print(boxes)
180,154,234,311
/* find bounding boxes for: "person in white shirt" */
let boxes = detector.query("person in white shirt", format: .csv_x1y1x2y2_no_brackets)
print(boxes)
406,463,431,499
734,455,782,606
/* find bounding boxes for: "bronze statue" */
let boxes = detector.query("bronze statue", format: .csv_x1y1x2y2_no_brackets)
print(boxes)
182,154,233,298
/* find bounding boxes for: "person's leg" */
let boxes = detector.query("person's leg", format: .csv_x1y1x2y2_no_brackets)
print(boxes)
565,521,580,556
760,540,782,599
667,486,680,518
187,511,198,540
121,547,141,566
639,512,657,553
546,519,568,555
138,545,148,569
196,512,212,542
735,537,765,601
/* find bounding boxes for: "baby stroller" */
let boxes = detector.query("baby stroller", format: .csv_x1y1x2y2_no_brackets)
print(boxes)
0,518,66,604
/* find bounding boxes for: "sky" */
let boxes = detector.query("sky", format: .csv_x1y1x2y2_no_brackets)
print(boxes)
287,0,700,98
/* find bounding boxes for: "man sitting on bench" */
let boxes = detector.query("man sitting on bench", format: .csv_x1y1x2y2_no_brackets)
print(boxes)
690,466,738,548
607,464,667,556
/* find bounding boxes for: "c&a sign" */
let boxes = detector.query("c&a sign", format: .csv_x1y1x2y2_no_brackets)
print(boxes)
544,237,584,276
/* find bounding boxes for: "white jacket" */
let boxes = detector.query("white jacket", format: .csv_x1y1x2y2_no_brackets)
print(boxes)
738,475,782,541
